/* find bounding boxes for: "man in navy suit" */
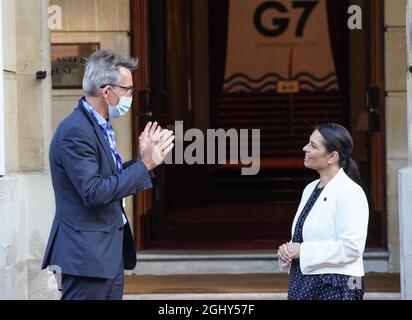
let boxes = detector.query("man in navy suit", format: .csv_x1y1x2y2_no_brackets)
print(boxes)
42,50,175,300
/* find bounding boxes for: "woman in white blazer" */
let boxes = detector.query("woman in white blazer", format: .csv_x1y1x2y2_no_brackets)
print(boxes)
277,123,369,300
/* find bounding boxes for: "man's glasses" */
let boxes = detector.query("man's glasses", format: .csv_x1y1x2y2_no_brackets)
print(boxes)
101,84,135,94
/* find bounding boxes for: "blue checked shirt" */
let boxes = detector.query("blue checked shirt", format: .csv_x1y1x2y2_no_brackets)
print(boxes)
82,98,127,225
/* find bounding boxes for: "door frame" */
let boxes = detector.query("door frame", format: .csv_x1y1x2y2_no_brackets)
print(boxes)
130,0,152,250
366,0,387,248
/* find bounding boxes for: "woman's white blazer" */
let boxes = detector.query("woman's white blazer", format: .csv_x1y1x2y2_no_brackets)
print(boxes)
279,168,369,277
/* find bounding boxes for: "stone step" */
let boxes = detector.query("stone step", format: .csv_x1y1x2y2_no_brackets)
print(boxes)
124,269,400,299
131,250,391,275
124,292,401,300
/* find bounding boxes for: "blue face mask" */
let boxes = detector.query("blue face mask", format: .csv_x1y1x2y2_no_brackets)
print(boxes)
106,87,133,119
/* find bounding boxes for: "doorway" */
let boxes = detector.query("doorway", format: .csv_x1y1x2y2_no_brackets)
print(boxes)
131,0,386,250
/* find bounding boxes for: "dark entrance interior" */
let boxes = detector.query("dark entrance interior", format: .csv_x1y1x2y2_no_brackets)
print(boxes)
131,0,386,250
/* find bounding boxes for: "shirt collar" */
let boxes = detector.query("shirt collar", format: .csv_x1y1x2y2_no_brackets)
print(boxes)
82,97,109,127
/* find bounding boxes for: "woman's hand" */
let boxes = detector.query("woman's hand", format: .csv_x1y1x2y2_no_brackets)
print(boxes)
277,242,301,263
287,243,301,260
277,243,292,263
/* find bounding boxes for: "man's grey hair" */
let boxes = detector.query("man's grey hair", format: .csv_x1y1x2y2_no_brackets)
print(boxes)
82,49,138,97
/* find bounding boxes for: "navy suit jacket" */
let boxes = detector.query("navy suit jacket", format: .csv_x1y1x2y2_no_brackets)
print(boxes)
42,99,152,279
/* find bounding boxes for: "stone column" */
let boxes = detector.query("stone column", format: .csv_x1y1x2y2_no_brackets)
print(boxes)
0,0,57,300
0,0,5,176
15,0,53,172
399,0,412,300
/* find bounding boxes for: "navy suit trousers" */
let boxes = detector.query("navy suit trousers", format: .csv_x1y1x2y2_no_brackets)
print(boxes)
61,258,124,300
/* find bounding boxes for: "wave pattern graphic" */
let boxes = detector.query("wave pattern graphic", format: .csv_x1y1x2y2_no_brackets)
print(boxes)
223,72,339,93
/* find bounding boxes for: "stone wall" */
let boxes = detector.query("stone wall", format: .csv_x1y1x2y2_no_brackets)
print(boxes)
385,0,408,272
0,0,57,299
1,1,135,299
49,0,134,223
399,0,412,300
0,174,58,299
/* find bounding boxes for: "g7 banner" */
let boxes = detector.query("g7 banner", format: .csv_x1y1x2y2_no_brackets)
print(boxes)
223,0,339,94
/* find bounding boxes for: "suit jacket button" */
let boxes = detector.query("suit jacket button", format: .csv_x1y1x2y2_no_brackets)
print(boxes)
119,226,124,231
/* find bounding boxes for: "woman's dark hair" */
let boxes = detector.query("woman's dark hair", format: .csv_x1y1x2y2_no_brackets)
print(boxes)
316,123,362,185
